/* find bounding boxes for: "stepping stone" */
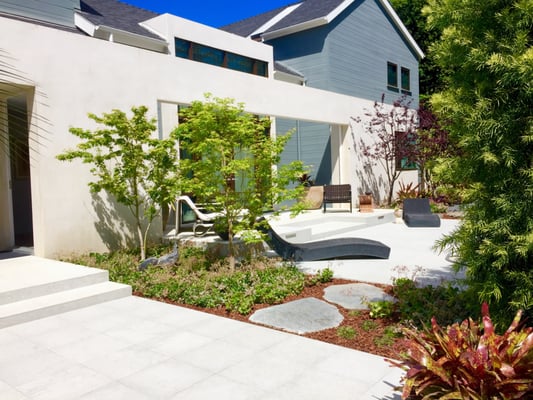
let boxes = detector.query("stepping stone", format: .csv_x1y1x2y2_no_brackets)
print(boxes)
324,283,395,310
249,297,343,334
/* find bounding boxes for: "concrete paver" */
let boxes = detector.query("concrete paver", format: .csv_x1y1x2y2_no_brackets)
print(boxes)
249,297,343,334
324,283,395,310
0,296,402,399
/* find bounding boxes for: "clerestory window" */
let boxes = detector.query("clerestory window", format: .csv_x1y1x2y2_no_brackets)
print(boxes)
174,38,268,77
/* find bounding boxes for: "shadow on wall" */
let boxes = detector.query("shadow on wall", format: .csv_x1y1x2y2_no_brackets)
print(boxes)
356,163,383,204
352,137,385,205
349,119,387,205
91,192,136,252
314,137,332,185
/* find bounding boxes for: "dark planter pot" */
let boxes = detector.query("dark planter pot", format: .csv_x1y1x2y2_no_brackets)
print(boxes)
216,230,229,241
214,222,229,241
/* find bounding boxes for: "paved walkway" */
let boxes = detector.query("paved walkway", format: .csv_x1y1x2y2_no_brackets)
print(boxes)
0,218,461,399
0,296,402,399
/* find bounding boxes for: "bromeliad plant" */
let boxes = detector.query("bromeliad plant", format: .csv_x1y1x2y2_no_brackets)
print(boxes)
389,303,533,399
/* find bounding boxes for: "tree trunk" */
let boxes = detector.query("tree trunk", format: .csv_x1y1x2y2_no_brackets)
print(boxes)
137,224,145,260
227,219,236,271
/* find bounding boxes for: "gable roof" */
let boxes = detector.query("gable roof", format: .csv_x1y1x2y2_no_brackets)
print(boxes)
222,0,424,59
78,0,161,40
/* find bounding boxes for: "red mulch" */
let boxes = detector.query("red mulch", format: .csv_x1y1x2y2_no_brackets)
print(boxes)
135,278,408,360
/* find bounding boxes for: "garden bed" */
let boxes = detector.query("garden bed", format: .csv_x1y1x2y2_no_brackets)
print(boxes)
135,277,408,359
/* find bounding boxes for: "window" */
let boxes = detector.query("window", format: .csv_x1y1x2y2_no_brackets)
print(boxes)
395,131,417,170
174,37,268,77
226,52,253,73
401,67,411,95
174,38,190,59
192,43,224,66
387,62,398,92
388,62,413,95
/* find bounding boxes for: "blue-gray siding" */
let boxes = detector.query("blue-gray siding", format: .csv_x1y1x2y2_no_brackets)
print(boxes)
277,119,332,185
0,0,79,27
268,0,420,107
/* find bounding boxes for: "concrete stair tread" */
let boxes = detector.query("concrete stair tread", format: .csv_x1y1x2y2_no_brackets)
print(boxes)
0,256,109,304
0,281,131,328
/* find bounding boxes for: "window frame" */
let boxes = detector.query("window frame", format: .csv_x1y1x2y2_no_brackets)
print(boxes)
387,62,399,92
394,130,417,171
401,67,411,95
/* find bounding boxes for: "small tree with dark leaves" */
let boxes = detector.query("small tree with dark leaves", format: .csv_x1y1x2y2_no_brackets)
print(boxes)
352,95,418,206
413,99,452,194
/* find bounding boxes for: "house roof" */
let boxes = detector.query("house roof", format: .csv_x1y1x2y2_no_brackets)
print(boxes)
221,3,301,38
275,61,305,78
78,0,161,40
222,0,424,59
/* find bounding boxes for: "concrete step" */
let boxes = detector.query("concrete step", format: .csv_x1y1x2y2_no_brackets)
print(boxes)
0,257,110,305
0,281,132,328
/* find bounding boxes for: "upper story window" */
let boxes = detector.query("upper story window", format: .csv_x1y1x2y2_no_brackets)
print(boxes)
388,62,412,95
401,67,411,95
174,38,268,77
387,62,399,92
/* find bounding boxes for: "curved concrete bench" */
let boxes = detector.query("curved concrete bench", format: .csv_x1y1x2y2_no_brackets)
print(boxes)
266,224,390,261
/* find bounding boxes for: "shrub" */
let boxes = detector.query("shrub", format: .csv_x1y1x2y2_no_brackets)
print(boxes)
361,320,378,331
393,277,478,328
374,325,401,348
396,181,420,203
308,267,334,285
65,247,306,315
337,326,357,340
390,303,533,399
368,300,395,319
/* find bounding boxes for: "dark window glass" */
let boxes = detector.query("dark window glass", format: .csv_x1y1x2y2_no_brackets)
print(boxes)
192,44,224,66
395,131,417,170
254,60,268,77
387,62,398,92
227,52,253,73
174,38,190,59
401,67,411,94
174,37,268,77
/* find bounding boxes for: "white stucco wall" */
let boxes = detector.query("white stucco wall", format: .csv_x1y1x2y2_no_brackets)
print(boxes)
349,106,418,206
0,15,416,257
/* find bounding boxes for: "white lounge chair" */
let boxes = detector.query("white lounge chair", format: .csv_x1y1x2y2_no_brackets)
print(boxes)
177,195,223,236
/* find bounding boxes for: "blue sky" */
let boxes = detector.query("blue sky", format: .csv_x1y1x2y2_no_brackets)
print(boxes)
121,1,293,28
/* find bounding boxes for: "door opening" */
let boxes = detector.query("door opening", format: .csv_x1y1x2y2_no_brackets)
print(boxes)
8,96,33,247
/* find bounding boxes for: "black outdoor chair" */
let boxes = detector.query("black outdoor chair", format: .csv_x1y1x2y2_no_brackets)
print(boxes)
264,222,390,261
402,198,441,227
323,184,352,213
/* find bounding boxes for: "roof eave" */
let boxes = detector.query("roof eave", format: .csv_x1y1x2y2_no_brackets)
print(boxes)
74,13,169,53
378,0,424,59
274,70,305,84
260,17,327,41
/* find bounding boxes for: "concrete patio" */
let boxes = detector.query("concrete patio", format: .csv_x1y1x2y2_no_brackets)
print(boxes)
0,213,462,399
